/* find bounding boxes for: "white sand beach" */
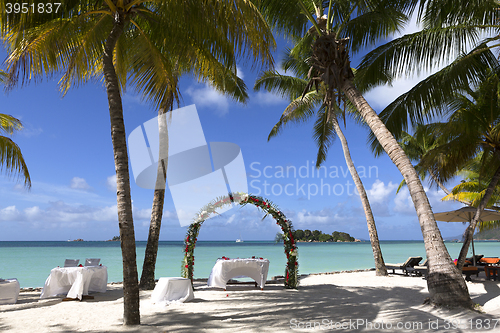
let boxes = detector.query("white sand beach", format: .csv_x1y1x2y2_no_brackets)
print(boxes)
1,271,500,332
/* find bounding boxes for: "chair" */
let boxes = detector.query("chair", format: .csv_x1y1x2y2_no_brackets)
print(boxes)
466,254,484,265
478,257,500,265
386,257,422,276
0,278,20,305
413,259,428,277
64,259,79,267
85,258,100,266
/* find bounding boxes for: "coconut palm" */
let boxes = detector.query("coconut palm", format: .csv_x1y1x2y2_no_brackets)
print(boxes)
389,125,475,205
356,0,500,277
139,60,248,290
416,70,500,269
442,159,500,233
1,0,275,324
283,0,471,307
255,46,387,275
442,158,500,212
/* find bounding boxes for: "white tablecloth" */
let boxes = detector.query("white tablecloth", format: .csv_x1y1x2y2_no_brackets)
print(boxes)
40,266,108,300
207,258,270,289
0,278,20,305
151,277,194,306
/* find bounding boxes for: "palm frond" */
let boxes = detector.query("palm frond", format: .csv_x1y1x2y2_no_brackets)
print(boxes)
254,71,308,100
0,135,30,188
356,27,497,92
313,103,335,167
268,90,322,140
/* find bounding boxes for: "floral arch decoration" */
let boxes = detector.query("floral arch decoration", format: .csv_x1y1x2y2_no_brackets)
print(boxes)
181,192,299,288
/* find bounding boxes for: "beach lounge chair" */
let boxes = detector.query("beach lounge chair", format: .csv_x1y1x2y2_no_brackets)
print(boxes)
64,259,79,267
413,259,428,277
84,258,100,266
386,257,422,276
466,255,484,265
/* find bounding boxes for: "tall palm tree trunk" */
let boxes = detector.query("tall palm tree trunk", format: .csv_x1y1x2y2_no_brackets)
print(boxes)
139,188,165,289
341,80,472,308
103,12,140,325
139,108,169,290
331,116,387,276
456,163,500,270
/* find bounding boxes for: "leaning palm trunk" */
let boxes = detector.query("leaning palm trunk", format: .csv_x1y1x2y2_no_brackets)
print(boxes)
331,116,387,276
103,13,140,325
456,163,500,270
428,168,451,195
341,81,471,307
139,108,170,290
308,32,471,307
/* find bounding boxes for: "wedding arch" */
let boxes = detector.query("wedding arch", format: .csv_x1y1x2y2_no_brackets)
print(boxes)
181,192,299,288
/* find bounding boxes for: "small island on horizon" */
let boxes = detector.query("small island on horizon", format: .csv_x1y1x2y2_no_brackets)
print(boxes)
276,229,360,243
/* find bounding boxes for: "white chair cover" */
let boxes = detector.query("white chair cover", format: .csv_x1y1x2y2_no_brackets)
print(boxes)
0,278,20,305
151,277,194,306
85,258,100,266
64,259,79,267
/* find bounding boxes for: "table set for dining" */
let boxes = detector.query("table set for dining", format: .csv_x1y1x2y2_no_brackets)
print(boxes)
150,257,270,305
40,265,108,300
207,257,270,290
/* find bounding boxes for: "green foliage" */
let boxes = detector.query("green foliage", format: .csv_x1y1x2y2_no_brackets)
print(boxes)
0,73,31,188
293,229,355,242
182,193,299,289
360,1,500,145
274,232,284,243
474,227,500,240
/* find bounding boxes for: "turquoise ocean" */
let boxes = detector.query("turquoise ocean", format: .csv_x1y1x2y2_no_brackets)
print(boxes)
1,240,499,288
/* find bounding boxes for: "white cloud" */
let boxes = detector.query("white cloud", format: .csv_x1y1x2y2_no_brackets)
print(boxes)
393,186,461,215
19,124,43,138
106,175,117,191
134,207,151,221
364,75,430,111
70,177,91,191
366,180,398,205
236,66,244,80
185,84,229,116
254,91,287,106
295,209,331,225
393,188,414,214
0,205,21,220
0,201,120,226
24,206,42,220
226,214,236,224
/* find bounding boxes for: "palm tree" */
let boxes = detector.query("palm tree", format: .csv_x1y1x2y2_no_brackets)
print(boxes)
139,60,249,290
415,70,500,270
387,124,468,202
255,46,387,275
1,1,275,324
137,0,307,291
442,158,500,211
284,0,472,307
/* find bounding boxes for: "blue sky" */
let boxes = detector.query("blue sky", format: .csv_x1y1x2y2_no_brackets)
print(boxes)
0,19,469,242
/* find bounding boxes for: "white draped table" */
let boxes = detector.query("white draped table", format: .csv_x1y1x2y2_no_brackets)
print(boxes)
0,278,20,305
151,277,194,306
207,258,270,290
40,266,108,300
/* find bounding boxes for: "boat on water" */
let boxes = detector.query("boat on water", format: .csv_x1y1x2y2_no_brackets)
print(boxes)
236,233,243,242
